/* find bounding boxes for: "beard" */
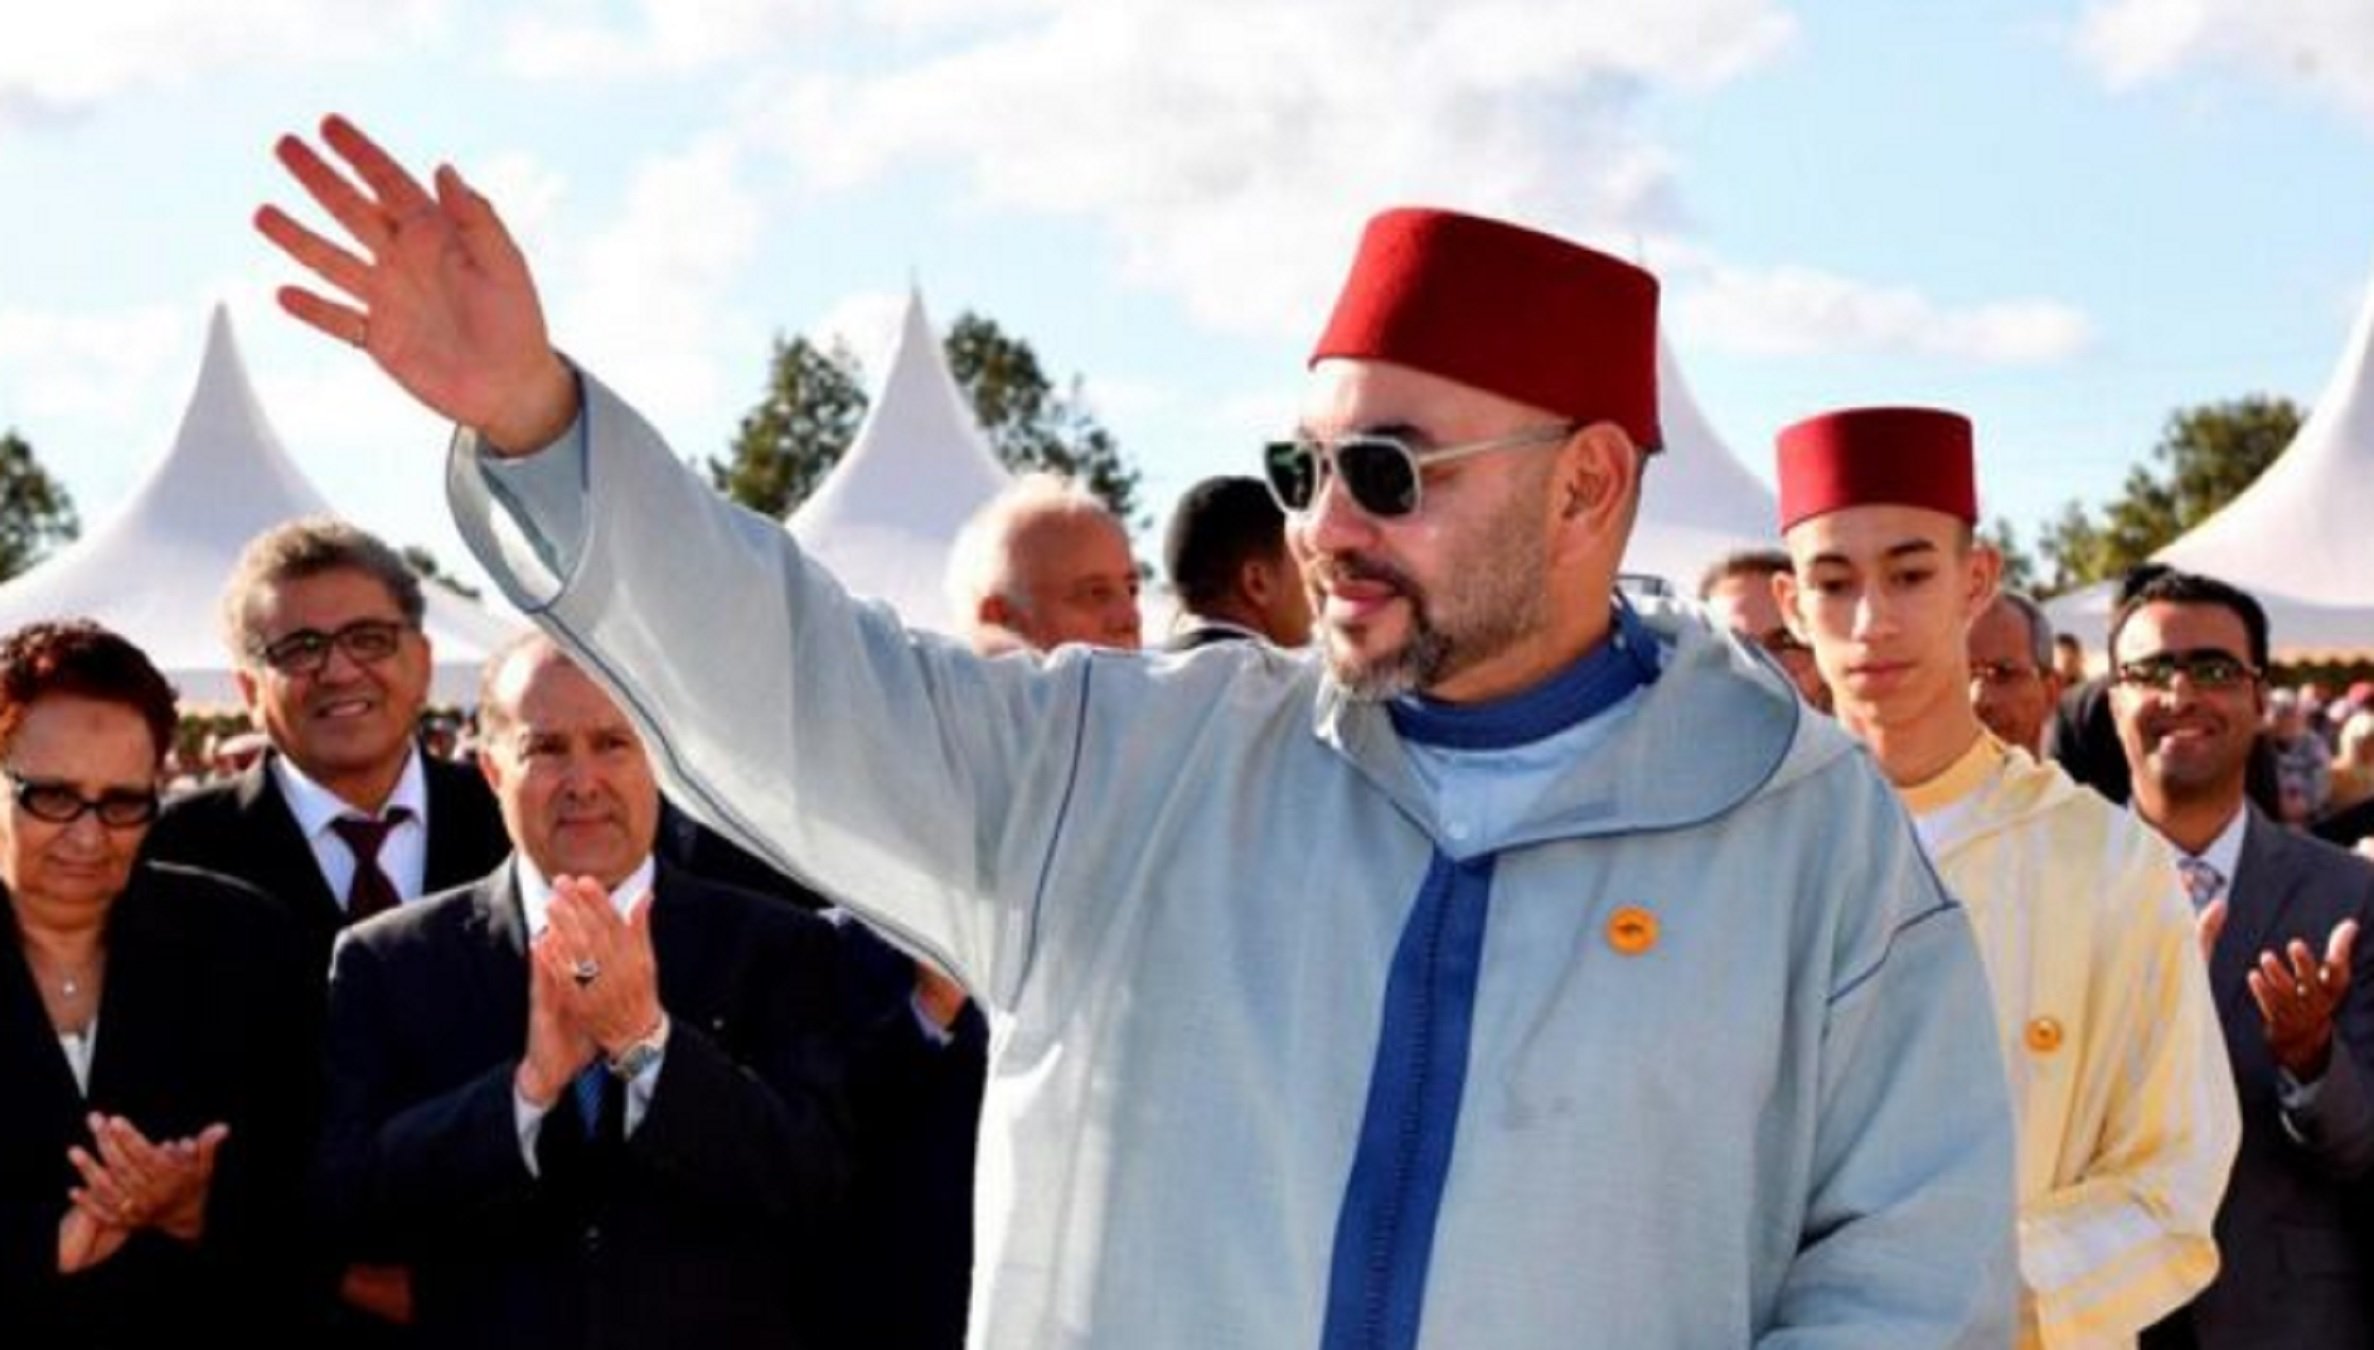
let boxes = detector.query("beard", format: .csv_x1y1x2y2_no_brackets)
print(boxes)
1316,489,1551,703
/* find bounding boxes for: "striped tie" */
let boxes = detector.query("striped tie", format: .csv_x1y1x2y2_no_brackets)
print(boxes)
2177,857,2224,912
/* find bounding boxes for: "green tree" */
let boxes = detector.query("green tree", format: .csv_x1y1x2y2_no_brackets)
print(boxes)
944,313,1143,526
0,430,78,581
401,544,482,601
707,335,869,518
1980,516,2038,595
709,313,1145,527
2036,395,2301,593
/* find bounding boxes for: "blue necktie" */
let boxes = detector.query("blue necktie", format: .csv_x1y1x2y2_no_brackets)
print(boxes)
571,1063,607,1136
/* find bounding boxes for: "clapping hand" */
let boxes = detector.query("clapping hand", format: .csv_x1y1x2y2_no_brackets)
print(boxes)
57,1114,229,1272
2248,918,2359,1081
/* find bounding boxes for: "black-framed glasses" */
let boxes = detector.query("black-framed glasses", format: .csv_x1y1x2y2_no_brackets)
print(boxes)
1262,422,1578,519
254,618,410,676
2114,649,2260,692
6,772,159,828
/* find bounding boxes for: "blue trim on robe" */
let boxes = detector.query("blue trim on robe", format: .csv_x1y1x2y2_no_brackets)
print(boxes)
1321,852,1496,1350
1322,619,1658,1350
1386,600,1662,750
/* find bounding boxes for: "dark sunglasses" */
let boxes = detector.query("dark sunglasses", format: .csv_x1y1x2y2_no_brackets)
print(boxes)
255,618,410,676
7,772,159,828
1262,422,1577,519
2114,649,2259,692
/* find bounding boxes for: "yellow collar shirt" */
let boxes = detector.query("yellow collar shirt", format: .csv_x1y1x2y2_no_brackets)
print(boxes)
1906,735,2241,1349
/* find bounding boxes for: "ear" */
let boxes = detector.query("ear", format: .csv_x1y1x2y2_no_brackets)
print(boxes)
1551,423,1640,555
1771,567,1808,640
1965,540,2003,618
233,666,265,720
1238,556,1275,607
978,592,1015,632
476,746,502,794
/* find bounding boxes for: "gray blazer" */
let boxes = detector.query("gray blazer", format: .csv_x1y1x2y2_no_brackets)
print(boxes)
2148,808,2374,1348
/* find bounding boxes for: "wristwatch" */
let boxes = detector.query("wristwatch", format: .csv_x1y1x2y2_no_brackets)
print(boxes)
607,1015,669,1081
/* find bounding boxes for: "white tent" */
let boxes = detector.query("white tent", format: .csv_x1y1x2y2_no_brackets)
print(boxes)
2047,251,2374,662
0,306,521,705
1624,339,1781,594
787,290,1013,635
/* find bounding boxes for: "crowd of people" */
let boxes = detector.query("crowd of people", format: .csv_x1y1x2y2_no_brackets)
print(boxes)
4,109,2371,1349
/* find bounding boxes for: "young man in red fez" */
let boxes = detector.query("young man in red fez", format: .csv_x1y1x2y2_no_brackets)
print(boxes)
1772,406,2240,1348
262,115,2019,1348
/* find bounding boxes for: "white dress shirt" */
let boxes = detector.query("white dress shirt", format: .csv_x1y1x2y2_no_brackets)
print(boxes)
270,747,431,907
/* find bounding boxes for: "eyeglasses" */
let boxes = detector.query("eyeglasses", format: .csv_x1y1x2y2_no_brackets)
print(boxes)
2113,649,2260,692
7,772,159,828
1261,423,1578,519
254,618,410,676
1970,660,2043,689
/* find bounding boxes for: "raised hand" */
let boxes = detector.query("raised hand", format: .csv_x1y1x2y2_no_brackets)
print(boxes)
256,114,577,454
2247,918,2360,1080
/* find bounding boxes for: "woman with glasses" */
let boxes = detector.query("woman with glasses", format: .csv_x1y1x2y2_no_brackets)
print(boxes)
0,620,317,1345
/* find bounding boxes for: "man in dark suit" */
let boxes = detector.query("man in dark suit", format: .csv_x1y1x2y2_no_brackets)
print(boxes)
315,634,851,1349
145,517,510,967
1160,475,1311,652
2111,571,2374,1347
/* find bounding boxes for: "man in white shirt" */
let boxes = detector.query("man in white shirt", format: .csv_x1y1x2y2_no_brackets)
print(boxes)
2107,569,2374,1348
313,634,853,1349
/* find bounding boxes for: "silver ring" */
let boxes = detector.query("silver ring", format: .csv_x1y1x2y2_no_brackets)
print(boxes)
570,958,601,987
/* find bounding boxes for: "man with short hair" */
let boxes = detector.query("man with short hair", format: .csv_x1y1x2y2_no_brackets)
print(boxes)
2052,632,2087,685
1697,548,1828,709
147,517,510,965
945,472,1142,652
315,635,852,1348
1162,474,1313,650
266,118,2020,1346
2102,570,2374,1348
1772,406,2239,1347
1968,589,2062,755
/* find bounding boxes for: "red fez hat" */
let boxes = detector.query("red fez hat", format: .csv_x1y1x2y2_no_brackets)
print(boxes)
1775,406,1977,531
1310,208,1662,450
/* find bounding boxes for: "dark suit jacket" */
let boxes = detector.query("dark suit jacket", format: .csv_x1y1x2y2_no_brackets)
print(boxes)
2146,809,2374,1348
144,749,511,972
2316,795,2374,851
0,865,318,1347
828,916,986,1350
315,861,853,1350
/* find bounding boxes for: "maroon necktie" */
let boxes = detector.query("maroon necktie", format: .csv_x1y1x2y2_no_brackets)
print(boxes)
330,809,412,923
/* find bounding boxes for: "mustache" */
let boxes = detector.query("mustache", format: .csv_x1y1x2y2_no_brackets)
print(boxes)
1307,552,1418,594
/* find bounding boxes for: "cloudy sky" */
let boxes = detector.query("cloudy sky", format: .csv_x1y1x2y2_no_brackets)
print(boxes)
4,0,2373,597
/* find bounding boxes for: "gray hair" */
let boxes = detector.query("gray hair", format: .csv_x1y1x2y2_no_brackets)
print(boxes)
219,516,426,663
944,472,1119,622
1991,589,2055,671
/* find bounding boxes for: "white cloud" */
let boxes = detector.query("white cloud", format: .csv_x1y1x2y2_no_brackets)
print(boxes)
0,303,189,431
543,136,765,434
0,0,446,125
743,0,1794,339
806,289,909,372
497,0,835,80
2074,0,2374,123
1675,264,2094,364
